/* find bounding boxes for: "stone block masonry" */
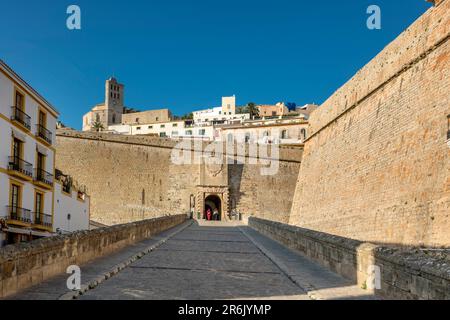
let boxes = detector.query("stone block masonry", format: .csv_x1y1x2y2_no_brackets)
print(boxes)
249,217,450,300
0,214,186,298
55,130,303,225
290,1,450,246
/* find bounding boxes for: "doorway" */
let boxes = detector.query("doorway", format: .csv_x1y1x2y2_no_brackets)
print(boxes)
204,195,222,221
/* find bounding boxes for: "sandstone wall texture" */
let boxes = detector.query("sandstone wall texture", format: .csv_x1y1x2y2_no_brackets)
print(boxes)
0,214,187,298
250,217,450,300
290,2,450,247
55,130,302,225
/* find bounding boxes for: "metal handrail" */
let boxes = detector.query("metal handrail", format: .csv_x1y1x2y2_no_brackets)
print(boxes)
34,213,52,227
36,124,53,144
6,206,32,223
11,106,31,130
35,168,54,186
8,156,33,177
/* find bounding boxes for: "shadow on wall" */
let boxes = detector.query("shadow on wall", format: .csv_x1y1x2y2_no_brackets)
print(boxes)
228,164,245,216
248,217,450,300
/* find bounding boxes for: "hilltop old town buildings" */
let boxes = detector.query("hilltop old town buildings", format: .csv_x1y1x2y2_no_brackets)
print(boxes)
82,77,317,144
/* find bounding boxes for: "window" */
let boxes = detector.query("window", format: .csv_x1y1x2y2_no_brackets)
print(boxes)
245,133,251,143
263,131,269,137
136,127,141,130
160,132,167,138
15,91,24,110
199,129,206,136
10,183,21,214
227,133,234,142
156,117,159,121
186,130,193,136
13,138,22,160
38,110,46,127
96,114,100,122
135,118,140,123
173,123,178,127
160,125,166,128
172,131,179,137
272,111,277,117
300,129,307,141
112,114,116,124
281,130,288,139
148,126,153,129
35,191,44,221
37,152,45,172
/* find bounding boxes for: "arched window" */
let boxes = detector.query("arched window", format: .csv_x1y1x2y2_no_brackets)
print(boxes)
227,133,234,143
281,130,288,139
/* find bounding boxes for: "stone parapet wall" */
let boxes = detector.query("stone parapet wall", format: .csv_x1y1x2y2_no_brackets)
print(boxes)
249,217,450,300
0,214,187,298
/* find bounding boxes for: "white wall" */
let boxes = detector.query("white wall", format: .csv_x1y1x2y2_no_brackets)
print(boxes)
53,182,90,233
0,68,56,222
0,172,9,218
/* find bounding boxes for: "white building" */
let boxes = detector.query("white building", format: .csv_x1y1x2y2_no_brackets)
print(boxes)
0,60,89,247
53,170,90,234
193,96,250,125
216,116,309,145
109,120,216,141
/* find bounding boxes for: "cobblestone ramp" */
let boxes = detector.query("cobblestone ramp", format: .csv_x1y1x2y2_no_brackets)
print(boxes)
10,221,377,300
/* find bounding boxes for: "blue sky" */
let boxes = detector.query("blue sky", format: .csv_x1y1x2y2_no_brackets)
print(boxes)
1,0,431,129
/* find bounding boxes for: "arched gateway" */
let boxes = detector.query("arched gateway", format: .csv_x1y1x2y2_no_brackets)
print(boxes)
204,194,222,221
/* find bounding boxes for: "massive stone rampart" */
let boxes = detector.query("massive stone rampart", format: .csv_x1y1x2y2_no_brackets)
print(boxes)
290,2,450,246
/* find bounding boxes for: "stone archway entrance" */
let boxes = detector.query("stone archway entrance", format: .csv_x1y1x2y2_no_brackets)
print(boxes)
196,186,230,222
204,195,222,221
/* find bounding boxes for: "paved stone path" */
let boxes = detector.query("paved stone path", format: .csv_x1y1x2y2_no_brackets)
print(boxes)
10,221,377,300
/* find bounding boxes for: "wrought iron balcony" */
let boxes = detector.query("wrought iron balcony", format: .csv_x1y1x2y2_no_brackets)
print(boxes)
35,168,54,187
6,206,32,224
8,156,33,178
34,213,52,228
11,106,31,130
36,124,53,144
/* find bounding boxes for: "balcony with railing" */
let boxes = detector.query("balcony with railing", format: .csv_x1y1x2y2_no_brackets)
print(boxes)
11,106,31,130
8,156,33,180
36,124,53,145
34,168,54,189
5,206,32,226
33,213,52,229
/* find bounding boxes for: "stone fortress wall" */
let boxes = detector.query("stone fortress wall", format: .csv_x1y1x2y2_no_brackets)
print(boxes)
55,130,303,226
290,1,450,247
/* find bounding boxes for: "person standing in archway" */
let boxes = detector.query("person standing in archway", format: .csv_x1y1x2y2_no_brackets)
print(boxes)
213,208,219,221
206,208,212,221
